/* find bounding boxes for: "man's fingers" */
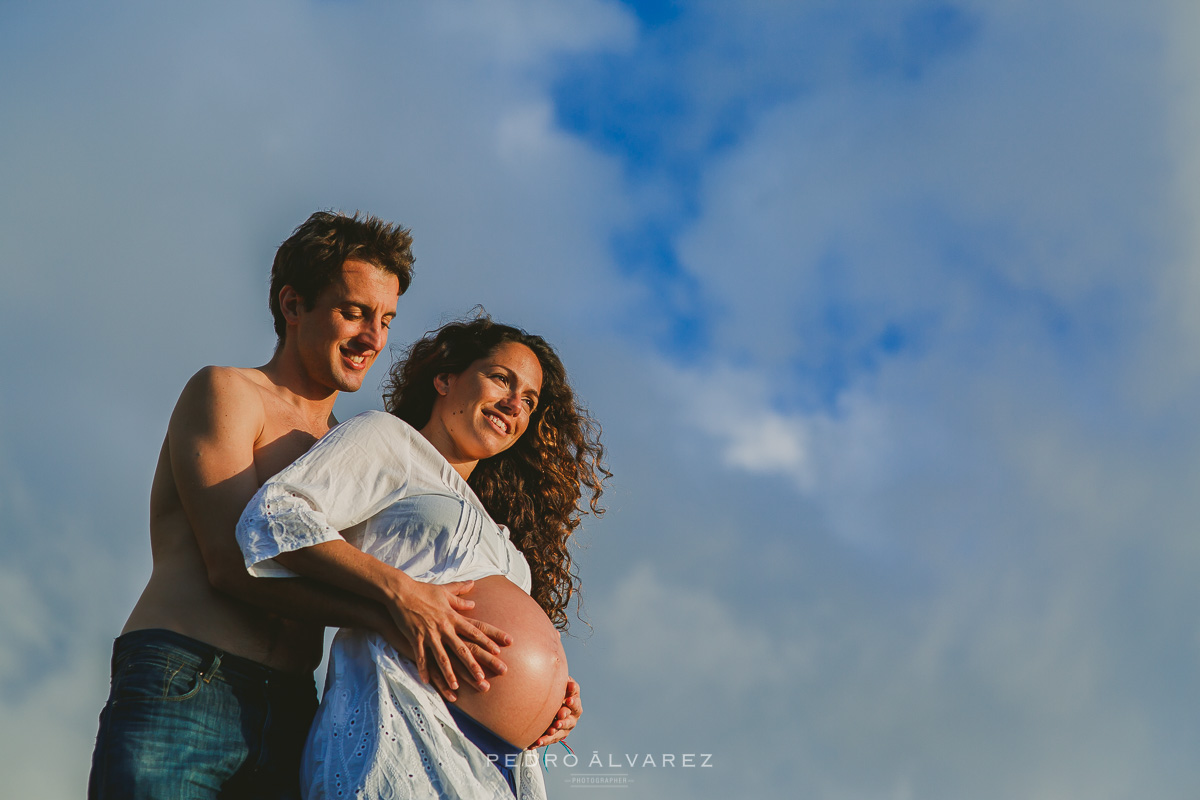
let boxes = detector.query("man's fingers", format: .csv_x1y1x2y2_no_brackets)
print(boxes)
466,618,512,649
468,643,507,678
444,580,476,611
448,595,475,612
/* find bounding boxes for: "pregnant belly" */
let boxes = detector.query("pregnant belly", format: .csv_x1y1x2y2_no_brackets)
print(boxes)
451,575,568,749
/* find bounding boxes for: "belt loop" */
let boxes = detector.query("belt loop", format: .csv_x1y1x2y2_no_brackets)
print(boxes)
202,652,222,684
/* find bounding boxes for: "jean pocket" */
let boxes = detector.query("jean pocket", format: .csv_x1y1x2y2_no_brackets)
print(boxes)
111,652,212,704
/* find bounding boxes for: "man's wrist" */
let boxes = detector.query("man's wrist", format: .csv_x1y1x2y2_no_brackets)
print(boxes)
378,566,415,608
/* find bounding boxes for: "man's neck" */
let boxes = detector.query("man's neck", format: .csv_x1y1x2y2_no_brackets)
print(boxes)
258,347,339,427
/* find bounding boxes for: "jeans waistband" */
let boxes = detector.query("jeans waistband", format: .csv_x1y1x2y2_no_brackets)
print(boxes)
113,628,314,688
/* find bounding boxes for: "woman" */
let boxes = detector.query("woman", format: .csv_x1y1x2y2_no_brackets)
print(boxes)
236,317,607,799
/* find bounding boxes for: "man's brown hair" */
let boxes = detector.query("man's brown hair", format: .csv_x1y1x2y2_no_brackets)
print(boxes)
270,210,415,341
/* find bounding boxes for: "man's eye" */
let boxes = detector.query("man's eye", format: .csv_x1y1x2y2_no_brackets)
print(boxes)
382,318,392,329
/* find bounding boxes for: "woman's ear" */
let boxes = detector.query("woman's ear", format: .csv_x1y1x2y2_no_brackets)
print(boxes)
433,373,451,396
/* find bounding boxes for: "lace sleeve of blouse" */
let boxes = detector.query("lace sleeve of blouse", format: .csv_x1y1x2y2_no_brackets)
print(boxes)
236,411,418,577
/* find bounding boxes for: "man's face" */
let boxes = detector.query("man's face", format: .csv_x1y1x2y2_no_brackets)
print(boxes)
292,259,401,393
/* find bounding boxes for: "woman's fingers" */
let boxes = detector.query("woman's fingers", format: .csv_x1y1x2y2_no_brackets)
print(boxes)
427,633,460,692
563,677,582,721
429,664,457,703
447,632,493,687
532,678,582,747
412,632,429,686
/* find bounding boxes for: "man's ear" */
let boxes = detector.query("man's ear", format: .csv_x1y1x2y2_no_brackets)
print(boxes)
279,286,304,324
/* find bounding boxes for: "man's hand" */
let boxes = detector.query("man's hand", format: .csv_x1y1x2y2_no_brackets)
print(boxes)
532,676,581,748
272,541,511,698
387,578,511,695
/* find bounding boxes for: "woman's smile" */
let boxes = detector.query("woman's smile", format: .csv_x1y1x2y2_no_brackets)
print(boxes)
483,410,511,434
422,341,544,477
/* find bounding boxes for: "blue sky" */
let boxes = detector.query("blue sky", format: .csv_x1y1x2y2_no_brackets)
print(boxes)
3,1,1200,797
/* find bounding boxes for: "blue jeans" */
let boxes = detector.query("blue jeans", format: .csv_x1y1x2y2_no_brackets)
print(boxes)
446,703,522,798
88,629,318,800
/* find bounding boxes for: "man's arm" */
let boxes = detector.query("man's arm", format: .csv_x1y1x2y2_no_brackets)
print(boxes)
273,540,511,692
168,367,501,690
166,368,394,632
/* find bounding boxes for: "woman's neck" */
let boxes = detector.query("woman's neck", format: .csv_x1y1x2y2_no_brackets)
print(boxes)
418,421,477,480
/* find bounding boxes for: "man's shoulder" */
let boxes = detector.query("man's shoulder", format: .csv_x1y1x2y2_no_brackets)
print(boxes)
188,364,267,388
180,365,272,402
171,366,270,428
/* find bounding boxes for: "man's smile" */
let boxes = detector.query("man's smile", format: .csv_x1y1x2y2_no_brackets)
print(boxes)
343,348,372,368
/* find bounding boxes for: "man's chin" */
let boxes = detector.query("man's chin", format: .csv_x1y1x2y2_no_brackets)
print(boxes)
334,358,373,391
324,367,366,393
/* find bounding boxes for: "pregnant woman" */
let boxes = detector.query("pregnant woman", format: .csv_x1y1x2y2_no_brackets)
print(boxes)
236,317,606,799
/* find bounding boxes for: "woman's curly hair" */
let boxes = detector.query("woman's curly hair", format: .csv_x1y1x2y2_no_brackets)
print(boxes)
382,316,609,632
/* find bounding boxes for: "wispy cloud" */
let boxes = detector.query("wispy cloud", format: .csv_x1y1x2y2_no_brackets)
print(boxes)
4,0,1200,797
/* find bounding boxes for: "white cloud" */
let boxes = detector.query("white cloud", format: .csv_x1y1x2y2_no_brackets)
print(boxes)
666,361,891,532
4,0,1200,797
0,448,132,797
600,562,808,695
0,642,110,798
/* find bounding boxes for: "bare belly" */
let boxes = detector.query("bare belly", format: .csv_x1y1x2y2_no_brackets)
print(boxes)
123,560,324,673
450,575,568,749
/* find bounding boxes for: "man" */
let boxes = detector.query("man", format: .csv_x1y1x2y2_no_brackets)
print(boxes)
87,211,528,799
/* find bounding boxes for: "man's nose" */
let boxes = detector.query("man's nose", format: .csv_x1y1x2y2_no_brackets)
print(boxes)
357,319,387,350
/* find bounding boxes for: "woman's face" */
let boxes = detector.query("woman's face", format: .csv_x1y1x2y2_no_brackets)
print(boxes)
426,341,544,470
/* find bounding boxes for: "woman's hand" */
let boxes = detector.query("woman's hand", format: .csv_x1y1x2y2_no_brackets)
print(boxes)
386,578,512,696
532,676,581,748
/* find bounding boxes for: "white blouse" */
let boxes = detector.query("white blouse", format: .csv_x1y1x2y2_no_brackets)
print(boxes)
236,411,547,800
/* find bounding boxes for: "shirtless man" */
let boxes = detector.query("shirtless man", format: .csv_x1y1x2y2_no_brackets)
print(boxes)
86,211,517,799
